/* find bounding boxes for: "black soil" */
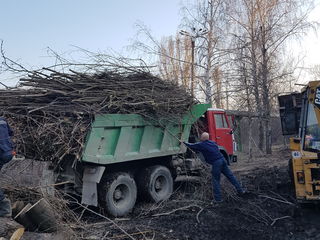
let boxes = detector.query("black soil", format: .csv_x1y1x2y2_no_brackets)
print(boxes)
79,164,320,240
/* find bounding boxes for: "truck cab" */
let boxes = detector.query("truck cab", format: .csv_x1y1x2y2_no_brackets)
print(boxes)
189,108,237,165
206,108,237,164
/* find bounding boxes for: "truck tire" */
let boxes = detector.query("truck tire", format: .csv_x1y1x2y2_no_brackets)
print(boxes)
99,172,137,217
137,165,173,203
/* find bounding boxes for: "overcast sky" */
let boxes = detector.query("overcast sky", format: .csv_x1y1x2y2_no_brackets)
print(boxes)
0,0,320,85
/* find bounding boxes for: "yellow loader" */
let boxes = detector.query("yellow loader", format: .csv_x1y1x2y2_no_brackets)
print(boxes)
279,81,320,202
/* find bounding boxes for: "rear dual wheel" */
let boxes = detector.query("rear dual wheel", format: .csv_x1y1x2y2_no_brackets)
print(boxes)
137,165,173,202
99,172,137,217
98,165,173,217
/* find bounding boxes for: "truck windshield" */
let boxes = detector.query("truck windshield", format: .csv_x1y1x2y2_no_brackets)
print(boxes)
304,102,320,151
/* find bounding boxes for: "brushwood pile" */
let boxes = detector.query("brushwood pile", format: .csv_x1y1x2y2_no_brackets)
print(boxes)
0,68,195,164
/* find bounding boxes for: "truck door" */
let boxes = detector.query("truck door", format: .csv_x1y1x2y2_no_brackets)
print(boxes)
207,111,233,155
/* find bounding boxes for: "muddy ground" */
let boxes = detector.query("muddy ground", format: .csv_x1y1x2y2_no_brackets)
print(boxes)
69,146,320,240
5,146,320,240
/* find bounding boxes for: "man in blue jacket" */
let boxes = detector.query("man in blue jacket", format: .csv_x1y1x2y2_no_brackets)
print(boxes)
184,132,244,203
0,117,14,217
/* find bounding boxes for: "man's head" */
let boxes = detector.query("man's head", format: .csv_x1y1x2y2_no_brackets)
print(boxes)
200,132,210,141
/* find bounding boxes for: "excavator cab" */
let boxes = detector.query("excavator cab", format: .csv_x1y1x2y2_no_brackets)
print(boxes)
278,92,302,136
279,82,320,202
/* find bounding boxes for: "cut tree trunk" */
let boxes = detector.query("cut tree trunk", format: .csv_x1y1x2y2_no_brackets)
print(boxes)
14,199,57,233
25,199,58,233
0,217,23,238
14,203,37,231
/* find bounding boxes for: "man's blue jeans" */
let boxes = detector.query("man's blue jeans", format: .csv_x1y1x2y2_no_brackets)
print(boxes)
211,158,243,201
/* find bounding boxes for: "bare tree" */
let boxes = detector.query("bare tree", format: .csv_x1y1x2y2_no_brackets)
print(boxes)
181,0,230,105
228,0,314,154
158,34,194,88
311,64,320,79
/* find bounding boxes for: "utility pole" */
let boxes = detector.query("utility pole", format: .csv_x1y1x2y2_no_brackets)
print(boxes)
191,38,195,97
180,28,207,98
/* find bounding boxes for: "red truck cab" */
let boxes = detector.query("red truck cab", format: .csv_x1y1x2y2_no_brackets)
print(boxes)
187,108,237,166
206,108,237,164
180,107,237,175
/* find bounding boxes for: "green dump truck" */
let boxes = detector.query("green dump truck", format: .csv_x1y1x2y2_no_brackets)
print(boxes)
54,104,209,216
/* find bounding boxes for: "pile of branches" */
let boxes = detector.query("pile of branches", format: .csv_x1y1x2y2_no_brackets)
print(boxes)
0,67,195,163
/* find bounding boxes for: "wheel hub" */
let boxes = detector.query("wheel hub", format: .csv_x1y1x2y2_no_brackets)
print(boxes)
114,189,122,200
155,179,162,190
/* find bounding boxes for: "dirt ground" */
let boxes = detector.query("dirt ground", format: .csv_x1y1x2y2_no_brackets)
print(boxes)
65,146,320,240
6,146,320,240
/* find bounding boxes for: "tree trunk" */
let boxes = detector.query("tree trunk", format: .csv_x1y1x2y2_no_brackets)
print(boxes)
258,121,264,151
242,58,253,160
213,67,222,108
250,31,264,152
204,68,212,104
265,118,272,154
248,117,253,160
260,27,272,154
204,3,214,105
0,217,23,238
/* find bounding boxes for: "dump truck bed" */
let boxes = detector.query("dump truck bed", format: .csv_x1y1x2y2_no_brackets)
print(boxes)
81,104,209,165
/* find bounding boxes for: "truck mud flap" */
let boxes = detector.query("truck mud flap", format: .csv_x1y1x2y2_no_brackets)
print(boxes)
81,166,105,206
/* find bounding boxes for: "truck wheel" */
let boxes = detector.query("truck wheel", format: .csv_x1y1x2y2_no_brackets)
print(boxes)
138,165,173,202
99,172,137,217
